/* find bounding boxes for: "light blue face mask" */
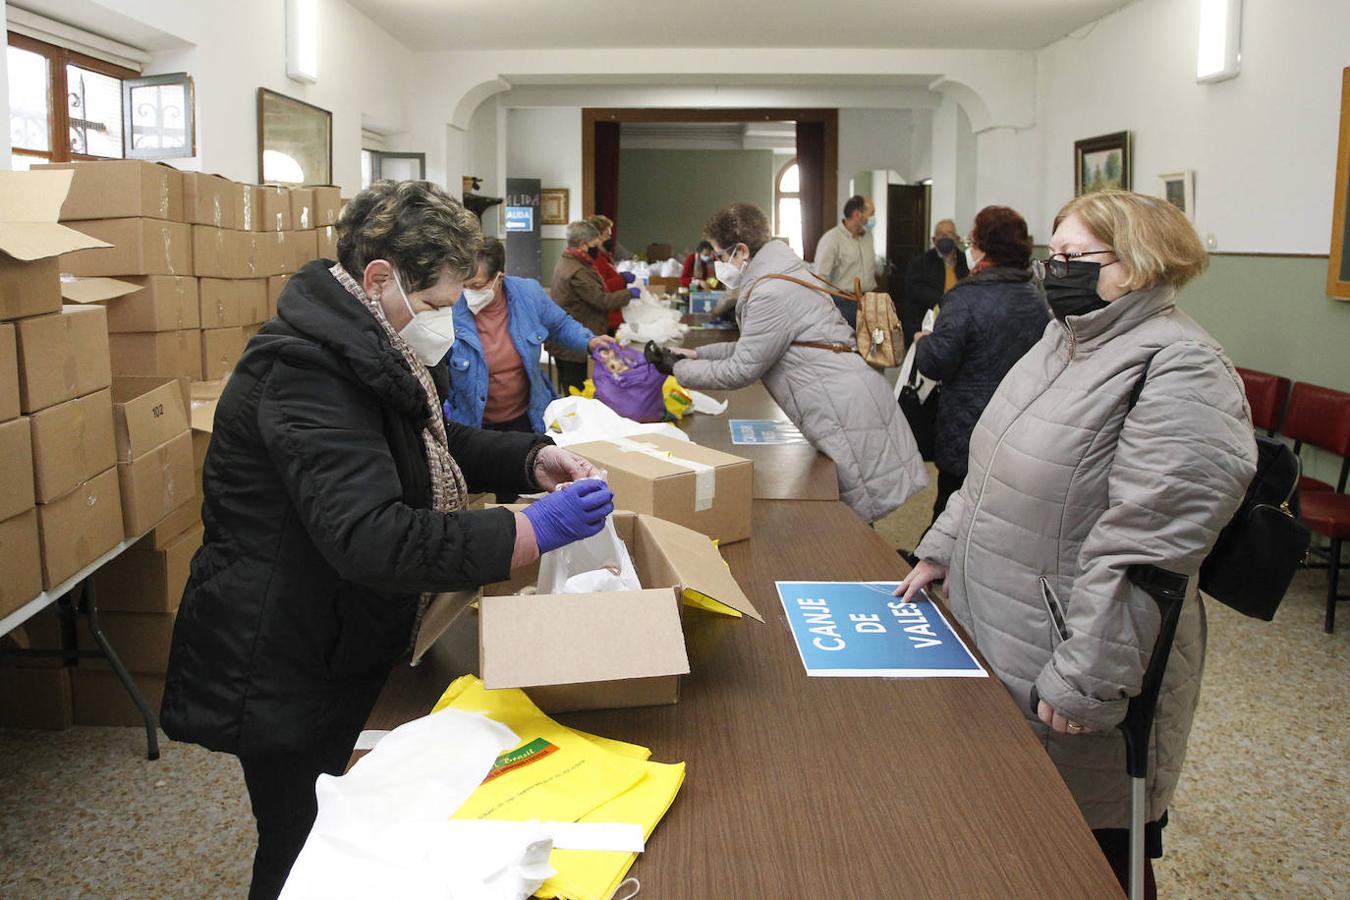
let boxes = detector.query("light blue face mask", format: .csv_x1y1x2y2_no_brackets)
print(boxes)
864,216,877,232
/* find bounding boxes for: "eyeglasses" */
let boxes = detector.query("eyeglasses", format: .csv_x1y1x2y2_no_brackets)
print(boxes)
714,244,743,263
1033,250,1116,279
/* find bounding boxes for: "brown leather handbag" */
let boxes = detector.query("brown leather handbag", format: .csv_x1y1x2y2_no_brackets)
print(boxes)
752,272,904,368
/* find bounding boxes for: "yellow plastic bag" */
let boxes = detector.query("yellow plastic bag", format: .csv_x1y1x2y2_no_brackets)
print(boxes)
567,378,596,399
662,376,693,420
434,676,686,900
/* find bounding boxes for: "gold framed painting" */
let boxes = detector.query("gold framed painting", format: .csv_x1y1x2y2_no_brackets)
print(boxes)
540,188,570,226
1075,131,1131,195
1329,67,1350,300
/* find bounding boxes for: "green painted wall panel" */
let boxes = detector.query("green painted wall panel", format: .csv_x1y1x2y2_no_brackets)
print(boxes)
617,148,775,259
539,238,564,288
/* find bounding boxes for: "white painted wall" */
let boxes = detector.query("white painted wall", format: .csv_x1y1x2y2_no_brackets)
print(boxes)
837,108,915,213
1032,0,1350,253
505,107,582,241
466,96,504,236
8,0,418,193
0,3,10,162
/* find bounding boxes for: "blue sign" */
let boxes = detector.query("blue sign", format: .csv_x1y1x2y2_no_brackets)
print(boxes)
689,291,723,314
776,581,986,678
729,419,806,445
505,206,534,232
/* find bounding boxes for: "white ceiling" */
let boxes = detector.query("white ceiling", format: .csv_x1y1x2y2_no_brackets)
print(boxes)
347,0,1135,52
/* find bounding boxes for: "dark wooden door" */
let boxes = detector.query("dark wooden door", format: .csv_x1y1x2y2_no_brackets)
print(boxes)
885,183,930,312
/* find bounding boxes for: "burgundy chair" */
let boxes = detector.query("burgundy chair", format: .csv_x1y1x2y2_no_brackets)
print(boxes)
1282,382,1350,632
1236,367,1291,436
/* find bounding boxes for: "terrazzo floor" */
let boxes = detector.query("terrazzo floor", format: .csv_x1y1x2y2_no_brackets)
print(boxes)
1,477,1345,898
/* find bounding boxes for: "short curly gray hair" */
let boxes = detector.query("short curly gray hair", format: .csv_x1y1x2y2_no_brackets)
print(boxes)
565,220,599,248
336,180,482,292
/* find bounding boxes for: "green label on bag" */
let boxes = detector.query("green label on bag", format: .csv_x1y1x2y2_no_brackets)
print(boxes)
482,737,558,783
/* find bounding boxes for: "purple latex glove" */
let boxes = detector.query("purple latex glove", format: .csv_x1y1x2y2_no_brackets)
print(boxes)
621,271,636,284
520,479,614,554
628,286,642,299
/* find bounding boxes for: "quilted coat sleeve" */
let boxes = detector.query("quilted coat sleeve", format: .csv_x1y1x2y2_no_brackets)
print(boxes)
914,290,970,382
1035,342,1257,731
670,291,794,390
443,419,550,494
258,359,520,593
914,477,971,567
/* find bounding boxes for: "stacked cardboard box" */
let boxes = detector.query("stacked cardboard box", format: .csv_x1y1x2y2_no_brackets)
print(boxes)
46,160,343,384
0,608,73,729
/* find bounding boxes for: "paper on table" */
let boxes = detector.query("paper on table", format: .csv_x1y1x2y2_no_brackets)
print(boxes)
688,389,728,415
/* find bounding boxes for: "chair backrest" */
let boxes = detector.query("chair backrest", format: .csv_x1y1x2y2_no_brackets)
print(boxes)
1283,382,1350,458
1236,367,1291,434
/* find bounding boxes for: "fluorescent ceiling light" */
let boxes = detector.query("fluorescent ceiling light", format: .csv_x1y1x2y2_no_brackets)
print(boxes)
287,0,319,83
1197,0,1242,83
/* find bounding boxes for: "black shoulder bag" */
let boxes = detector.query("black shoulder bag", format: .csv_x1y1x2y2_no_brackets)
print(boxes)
1128,357,1310,620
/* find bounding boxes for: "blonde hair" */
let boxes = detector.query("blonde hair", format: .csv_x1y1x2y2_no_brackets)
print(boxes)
1054,190,1208,291
586,214,614,233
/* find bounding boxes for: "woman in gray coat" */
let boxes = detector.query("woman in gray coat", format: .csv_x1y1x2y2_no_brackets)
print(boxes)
648,203,926,523
897,191,1257,895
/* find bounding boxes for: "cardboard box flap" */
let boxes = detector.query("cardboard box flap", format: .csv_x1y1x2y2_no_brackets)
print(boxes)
190,379,226,434
636,513,762,622
0,171,113,260
481,588,690,690
60,276,143,304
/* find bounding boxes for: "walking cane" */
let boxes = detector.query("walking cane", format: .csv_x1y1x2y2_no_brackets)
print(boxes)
1120,564,1189,900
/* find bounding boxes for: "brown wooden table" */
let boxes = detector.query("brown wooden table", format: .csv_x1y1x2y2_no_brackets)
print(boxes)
358,500,1122,898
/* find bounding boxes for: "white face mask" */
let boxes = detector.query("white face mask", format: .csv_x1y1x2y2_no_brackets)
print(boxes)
713,246,746,289
389,269,455,364
463,275,498,315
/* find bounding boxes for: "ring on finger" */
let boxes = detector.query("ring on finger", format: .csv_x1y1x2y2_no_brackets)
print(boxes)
1066,721,1083,734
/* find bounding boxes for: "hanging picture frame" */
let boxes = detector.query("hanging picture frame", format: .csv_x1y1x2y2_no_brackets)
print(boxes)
540,188,570,226
257,88,332,186
1329,67,1350,300
1157,171,1195,221
1074,131,1132,195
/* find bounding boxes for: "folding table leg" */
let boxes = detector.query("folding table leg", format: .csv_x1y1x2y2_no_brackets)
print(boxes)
78,579,160,761
1327,538,1343,634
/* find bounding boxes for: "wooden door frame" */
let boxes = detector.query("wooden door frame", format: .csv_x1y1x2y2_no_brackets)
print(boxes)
581,107,837,230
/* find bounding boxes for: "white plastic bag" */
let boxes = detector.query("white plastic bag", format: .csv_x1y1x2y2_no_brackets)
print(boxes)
616,292,688,347
895,308,939,402
542,396,688,447
537,517,641,595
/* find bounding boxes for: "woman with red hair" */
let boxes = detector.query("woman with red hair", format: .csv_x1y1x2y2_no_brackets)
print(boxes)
914,205,1050,521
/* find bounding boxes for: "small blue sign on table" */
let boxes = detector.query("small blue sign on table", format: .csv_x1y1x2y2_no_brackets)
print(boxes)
505,206,534,232
689,291,722,314
729,419,806,445
776,581,986,678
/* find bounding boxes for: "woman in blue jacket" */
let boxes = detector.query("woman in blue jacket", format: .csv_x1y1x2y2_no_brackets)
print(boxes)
445,238,615,438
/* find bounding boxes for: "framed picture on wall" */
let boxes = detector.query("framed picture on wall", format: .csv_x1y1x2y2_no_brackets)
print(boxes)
1075,131,1132,195
540,188,570,226
1158,171,1195,220
1329,66,1350,300
257,88,332,186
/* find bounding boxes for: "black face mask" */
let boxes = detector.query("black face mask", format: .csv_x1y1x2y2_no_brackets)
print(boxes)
603,239,615,253
935,237,956,255
1043,260,1110,320
586,246,600,259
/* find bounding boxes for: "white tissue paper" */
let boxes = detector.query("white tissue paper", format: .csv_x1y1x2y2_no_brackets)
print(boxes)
543,396,688,447
658,257,683,278
537,516,642,595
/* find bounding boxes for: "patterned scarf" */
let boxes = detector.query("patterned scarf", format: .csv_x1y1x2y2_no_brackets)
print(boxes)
330,264,469,641
565,246,596,268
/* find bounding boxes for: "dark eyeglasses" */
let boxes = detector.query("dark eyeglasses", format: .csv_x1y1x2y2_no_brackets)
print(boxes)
1033,250,1116,279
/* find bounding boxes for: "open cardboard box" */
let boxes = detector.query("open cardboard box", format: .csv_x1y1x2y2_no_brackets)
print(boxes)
0,170,111,321
462,509,761,714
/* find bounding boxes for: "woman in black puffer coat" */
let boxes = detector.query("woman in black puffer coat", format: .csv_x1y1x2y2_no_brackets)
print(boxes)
161,181,612,900
915,205,1050,522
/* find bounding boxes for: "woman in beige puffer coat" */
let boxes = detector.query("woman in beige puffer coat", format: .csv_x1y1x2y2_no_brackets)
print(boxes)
899,191,1257,894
